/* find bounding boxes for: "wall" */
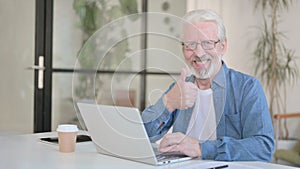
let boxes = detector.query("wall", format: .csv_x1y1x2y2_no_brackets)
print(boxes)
280,2,300,139
0,0,35,134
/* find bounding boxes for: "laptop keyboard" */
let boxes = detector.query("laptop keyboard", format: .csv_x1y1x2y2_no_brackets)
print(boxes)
156,152,189,162
152,143,190,163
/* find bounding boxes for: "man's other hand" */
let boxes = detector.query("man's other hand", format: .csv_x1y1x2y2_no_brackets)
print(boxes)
159,132,201,158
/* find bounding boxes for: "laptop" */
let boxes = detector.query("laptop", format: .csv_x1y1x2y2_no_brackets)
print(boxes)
77,102,192,165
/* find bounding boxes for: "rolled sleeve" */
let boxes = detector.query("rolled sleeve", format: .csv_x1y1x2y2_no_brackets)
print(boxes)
201,135,273,162
201,140,220,160
142,97,174,142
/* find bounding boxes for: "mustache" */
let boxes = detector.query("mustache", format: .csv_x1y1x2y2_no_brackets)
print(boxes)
191,55,212,62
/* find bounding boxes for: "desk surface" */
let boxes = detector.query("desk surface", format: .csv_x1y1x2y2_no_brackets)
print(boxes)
0,132,298,169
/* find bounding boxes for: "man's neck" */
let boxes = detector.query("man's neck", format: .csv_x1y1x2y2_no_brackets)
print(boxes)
195,79,211,90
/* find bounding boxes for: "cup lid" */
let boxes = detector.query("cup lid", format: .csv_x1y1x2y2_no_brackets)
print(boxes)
57,124,79,132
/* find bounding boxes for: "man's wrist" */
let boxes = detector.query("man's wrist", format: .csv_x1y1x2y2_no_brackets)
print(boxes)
163,94,175,112
198,142,202,158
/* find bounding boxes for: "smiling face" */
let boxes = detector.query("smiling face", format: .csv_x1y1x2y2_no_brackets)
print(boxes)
182,21,227,80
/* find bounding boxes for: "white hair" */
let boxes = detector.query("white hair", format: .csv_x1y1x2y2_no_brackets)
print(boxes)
182,9,227,42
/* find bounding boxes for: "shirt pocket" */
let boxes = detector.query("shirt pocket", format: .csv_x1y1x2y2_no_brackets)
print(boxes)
225,113,242,138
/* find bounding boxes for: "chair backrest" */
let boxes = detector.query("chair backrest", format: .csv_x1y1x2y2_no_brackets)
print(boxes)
273,112,300,149
294,140,300,152
274,112,300,141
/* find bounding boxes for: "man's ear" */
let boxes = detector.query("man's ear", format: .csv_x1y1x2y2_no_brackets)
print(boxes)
221,40,227,54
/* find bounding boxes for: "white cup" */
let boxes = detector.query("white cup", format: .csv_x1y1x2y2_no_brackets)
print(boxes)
56,124,79,153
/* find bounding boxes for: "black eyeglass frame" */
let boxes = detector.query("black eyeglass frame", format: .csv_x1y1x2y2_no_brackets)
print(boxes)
181,40,220,50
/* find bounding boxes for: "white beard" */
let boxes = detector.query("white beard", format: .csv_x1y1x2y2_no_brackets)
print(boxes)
189,55,215,79
191,64,214,79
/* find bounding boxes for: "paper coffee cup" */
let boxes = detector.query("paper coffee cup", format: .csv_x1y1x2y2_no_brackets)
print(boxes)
57,124,79,153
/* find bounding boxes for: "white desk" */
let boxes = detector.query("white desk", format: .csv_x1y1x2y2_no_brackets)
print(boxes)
0,132,298,169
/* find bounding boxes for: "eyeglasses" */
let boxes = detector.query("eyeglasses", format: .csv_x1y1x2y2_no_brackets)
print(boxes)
181,40,220,50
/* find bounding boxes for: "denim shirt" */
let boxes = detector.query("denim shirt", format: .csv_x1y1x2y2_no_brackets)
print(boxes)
142,62,274,162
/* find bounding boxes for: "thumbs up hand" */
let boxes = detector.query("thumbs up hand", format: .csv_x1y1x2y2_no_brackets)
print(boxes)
163,68,198,112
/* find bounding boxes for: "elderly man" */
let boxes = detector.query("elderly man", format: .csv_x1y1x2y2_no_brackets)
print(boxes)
142,9,274,161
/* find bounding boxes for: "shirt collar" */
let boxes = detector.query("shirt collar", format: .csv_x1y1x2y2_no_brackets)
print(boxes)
212,61,226,89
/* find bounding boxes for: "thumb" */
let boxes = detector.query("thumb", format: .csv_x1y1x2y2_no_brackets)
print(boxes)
180,68,187,82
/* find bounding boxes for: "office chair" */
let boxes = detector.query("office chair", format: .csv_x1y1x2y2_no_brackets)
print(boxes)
273,112,300,166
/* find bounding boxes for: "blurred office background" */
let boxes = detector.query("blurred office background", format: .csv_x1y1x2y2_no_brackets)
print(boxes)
0,0,299,144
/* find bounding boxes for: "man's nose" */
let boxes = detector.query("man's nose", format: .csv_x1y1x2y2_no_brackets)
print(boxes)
193,44,206,56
